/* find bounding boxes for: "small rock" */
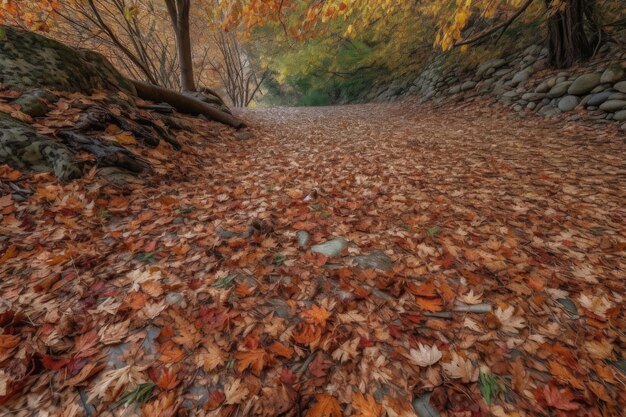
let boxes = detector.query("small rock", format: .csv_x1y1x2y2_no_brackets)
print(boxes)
599,100,626,112
235,131,252,141
614,110,626,121
461,81,476,91
296,231,311,247
547,81,573,98
568,73,601,95
615,81,626,93
600,66,625,84
448,85,461,94
522,92,545,101
476,58,506,77
353,250,394,271
586,91,612,107
510,69,531,86
558,95,579,112
166,292,184,306
310,238,348,257
609,92,626,100
527,102,537,110
534,81,550,93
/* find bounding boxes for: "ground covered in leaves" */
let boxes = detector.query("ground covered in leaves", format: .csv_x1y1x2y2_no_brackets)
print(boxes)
1,98,625,417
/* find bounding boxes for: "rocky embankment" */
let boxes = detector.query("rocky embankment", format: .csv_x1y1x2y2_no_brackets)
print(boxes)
374,44,626,131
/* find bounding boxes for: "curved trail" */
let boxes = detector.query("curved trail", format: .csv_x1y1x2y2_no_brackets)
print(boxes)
2,101,624,416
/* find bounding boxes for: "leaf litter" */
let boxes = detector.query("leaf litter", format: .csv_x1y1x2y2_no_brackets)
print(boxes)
1,98,625,416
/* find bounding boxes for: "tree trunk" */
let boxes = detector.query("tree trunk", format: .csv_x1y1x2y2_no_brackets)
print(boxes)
545,0,598,68
165,0,195,91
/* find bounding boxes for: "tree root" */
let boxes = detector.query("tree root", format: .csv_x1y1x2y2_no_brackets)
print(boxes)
132,80,245,128
57,130,149,174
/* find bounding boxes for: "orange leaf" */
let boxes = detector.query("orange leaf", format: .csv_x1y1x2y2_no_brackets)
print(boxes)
351,392,381,417
293,221,316,231
159,341,185,363
156,368,179,390
293,324,322,347
269,341,294,359
302,305,331,326
407,282,437,298
538,385,580,411
415,296,443,312
234,349,266,376
307,393,342,417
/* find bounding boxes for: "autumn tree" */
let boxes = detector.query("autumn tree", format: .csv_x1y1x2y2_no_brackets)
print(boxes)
164,0,195,91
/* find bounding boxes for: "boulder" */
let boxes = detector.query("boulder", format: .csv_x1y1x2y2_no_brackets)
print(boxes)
547,81,573,98
558,96,579,112
600,66,624,84
0,25,135,94
567,73,601,95
599,100,626,112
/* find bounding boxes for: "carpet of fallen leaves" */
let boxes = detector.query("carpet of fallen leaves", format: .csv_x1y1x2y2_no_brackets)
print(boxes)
1,97,625,417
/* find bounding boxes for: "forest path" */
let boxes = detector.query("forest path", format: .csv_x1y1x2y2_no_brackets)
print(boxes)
2,101,625,416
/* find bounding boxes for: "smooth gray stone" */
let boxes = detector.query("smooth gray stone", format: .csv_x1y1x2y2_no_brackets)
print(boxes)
568,73,601,95
310,238,348,257
586,91,612,106
599,100,626,112
558,95,579,112
547,81,573,98
615,81,626,93
353,249,394,271
600,66,624,84
614,110,626,121
296,231,311,247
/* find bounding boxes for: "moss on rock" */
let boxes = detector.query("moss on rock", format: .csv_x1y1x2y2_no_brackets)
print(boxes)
0,25,135,94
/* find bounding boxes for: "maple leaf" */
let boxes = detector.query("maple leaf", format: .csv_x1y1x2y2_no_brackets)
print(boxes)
494,306,526,333
307,393,341,417
156,367,179,390
88,366,139,402
224,378,249,405
293,323,322,347
98,320,130,345
406,343,442,367
235,349,266,375
442,352,479,383
195,343,226,372
72,331,100,359
170,311,200,348
142,391,179,417
269,341,294,359
302,305,332,326
539,385,580,411
332,338,359,363
459,289,482,305
352,392,382,417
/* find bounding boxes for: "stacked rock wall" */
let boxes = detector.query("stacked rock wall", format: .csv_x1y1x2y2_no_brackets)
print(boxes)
379,44,626,129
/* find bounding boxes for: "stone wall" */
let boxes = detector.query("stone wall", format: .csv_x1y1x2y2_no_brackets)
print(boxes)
373,44,626,130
